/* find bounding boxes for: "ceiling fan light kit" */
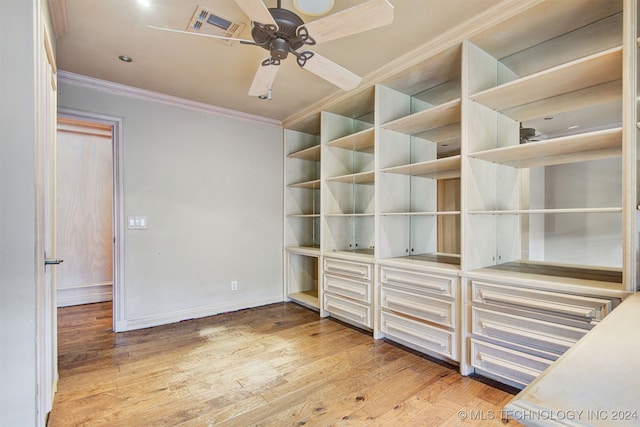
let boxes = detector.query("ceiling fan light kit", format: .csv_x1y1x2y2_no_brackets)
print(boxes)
150,0,394,98
293,0,334,16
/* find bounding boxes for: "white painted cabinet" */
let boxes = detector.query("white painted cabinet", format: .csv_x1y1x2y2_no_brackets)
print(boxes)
282,0,638,390
323,256,374,329
378,262,459,361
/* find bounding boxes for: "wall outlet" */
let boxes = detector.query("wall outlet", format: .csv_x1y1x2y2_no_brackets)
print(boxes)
231,281,238,291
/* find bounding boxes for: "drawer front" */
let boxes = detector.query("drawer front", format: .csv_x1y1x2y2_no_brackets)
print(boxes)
324,293,371,329
324,257,372,281
470,339,553,388
471,281,613,323
472,307,587,356
379,266,455,299
381,311,456,360
324,274,370,303
381,287,455,328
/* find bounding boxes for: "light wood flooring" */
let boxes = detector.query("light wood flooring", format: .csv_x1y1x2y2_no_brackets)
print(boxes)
49,302,522,426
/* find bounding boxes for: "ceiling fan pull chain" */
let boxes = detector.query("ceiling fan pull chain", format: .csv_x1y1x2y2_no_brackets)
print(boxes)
296,26,316,46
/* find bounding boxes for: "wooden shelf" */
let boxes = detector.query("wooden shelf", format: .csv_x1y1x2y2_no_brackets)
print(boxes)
381,98,461,136
288,290,319,309
287,213,320,218
470,46,622,113
325,170,375,184
324,213,375,217
286,246,321,257
287,144,320,161
326,128,375,151
288,179,321,189
380,155,461,179
380,211,461,216
488,260,622,284
468,128,622,168
469,207,622,215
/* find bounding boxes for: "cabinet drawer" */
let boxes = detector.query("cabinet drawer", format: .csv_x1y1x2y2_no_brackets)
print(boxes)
379,266,455,298
472,307,587,356
381,311,456,360
381,287,455,328
324,257,372,281
324,274,370,303
471,281,613,323
470,339,553,388
324,293,371,329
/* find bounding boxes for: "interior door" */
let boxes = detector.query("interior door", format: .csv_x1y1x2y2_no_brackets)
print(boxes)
39,23,59,422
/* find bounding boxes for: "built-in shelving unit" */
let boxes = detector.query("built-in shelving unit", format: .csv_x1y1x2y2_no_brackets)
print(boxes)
282,0,637,392
285,128,321,309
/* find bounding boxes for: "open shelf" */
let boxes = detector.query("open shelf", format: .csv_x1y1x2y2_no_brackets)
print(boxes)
379,155,461,179
326,127,375,151
324,213,375,218
288,179,321,189
286,245,321,257
288,290,319,309
380,211,461,216
287,144,321,161
469,207,622,215
325,171,375,184
468,128,622,168
470,46,622,113
381,98,461,135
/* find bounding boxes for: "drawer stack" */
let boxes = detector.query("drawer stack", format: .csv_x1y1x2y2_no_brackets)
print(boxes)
468,280,620,388
323,256,373,329
379,264,459,361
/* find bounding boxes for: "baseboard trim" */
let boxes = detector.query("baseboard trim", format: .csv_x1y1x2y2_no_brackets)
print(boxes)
119,295,285,331
57,283,113,307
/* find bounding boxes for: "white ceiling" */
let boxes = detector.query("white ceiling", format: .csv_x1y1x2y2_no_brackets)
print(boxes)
54,0,501,123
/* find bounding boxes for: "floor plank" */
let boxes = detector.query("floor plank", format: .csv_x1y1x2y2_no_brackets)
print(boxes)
49,302,521,426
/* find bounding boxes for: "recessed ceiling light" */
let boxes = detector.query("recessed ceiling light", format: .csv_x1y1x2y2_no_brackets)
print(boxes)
293,0,334,16
118,55,133,63
137,0,151,7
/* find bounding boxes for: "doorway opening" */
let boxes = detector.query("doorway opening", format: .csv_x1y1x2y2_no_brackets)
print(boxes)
56,109,124,331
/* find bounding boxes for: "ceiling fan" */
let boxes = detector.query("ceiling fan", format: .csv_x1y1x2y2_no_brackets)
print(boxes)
149,0,394,97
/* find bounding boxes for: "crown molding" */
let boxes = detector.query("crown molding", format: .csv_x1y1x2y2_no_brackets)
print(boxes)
58,71,282,127
281,0,543,131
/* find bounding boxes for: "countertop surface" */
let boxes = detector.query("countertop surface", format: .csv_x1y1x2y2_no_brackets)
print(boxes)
505,292,640,427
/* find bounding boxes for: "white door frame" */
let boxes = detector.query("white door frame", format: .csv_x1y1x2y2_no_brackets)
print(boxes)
57,108,125,331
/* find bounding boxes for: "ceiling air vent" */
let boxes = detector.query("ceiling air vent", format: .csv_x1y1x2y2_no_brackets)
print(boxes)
187,5,246,45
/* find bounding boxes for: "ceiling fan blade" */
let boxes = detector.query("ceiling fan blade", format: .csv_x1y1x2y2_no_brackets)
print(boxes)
248,60,279,97
148,26,255,44
234,0,278,28
301,52,361,91
299,0,393,45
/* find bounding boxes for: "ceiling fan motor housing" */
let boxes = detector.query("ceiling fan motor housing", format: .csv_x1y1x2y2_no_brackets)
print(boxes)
251,8,306,60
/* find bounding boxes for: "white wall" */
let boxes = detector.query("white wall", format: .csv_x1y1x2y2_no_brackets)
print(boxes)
57,81,284,329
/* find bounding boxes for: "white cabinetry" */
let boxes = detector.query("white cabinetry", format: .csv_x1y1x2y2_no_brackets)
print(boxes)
323,256,373,329
285,128,321,309
282,0,637,391
322,110,375,256
460,3,630,387
378,262,459,361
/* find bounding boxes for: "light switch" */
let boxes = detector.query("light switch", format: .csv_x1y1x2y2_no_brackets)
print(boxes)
127,216,148,230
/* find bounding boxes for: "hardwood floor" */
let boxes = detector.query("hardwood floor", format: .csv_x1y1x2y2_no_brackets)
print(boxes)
49,302,522,426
